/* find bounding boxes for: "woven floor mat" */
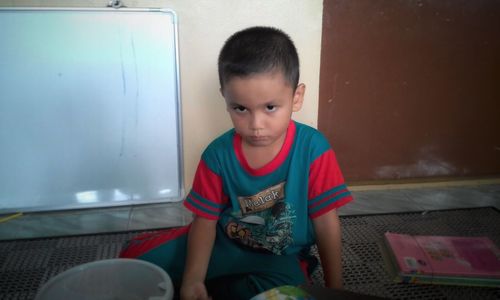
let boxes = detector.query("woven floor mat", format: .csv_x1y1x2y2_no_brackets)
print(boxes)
311,207,500,300
1,207,499,299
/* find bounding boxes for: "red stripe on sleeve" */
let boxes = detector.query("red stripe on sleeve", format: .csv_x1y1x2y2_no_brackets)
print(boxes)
183,201,219,220
309,189,350,211
186,193,220,213
309,195,353,219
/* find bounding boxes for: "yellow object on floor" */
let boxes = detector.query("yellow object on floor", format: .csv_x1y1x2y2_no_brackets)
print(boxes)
0,212,23,223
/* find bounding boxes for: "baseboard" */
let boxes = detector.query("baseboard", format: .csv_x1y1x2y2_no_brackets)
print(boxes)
348,177,500,191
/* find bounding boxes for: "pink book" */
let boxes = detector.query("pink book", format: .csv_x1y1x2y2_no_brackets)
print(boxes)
384,232,500,278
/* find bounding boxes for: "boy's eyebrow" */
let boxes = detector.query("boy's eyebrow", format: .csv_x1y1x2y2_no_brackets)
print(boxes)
228,101,279,107
226,100,245,106
228,99,282,107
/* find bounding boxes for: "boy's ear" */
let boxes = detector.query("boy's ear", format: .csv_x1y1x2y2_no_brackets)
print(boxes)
292,83,305,112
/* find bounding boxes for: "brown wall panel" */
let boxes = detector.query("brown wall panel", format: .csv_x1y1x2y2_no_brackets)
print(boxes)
319,0,500,182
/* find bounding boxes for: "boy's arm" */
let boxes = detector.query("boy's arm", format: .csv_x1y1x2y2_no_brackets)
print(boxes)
181,215,217,300
312,209,343,289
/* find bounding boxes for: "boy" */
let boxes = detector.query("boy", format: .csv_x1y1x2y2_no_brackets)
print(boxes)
121,26,352,300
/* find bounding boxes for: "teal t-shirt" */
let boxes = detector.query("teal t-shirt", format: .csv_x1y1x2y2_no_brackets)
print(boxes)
185,121,352,255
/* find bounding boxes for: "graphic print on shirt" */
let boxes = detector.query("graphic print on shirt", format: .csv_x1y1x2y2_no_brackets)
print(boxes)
223,182,296,254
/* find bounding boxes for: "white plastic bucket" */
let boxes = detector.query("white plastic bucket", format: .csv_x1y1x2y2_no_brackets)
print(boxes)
35,258,173,300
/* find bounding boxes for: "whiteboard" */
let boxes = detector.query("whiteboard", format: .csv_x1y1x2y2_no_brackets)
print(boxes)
0,8,183,213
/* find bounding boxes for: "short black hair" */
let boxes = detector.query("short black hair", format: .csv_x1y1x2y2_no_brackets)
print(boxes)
218,26,300,89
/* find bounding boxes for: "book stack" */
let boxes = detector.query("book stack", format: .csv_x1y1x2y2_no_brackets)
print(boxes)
381,232,500,287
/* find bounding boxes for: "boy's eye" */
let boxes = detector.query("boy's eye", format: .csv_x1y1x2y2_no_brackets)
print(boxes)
233,106,247,113
266,105,277,112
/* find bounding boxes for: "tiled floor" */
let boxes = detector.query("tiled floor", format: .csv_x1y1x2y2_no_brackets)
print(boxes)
0,183,499,240
341,183,500,215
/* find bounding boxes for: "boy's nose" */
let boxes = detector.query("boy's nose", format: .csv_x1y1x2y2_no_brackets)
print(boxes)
249,113,264,131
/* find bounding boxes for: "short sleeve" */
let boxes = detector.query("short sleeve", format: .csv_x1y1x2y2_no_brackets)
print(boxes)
183,159,228,220
307,148,353,218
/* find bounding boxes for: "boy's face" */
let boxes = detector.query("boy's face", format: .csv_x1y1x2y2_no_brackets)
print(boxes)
221,71,304,149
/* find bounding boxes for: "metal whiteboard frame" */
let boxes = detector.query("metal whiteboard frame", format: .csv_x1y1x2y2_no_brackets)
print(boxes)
0,7,184,213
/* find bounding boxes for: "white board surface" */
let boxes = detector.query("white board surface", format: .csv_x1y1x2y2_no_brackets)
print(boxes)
0,8,183,213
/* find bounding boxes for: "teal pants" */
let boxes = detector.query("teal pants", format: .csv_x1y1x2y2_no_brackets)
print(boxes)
120,225,307,299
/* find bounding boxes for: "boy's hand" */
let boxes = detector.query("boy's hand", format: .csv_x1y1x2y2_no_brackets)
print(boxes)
180,280,211,300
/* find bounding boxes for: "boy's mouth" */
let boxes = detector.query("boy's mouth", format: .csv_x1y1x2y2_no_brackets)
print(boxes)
250,135,267,140
249,136,268,143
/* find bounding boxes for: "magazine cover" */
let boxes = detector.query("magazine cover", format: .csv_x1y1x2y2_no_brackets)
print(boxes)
382,232,500,287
